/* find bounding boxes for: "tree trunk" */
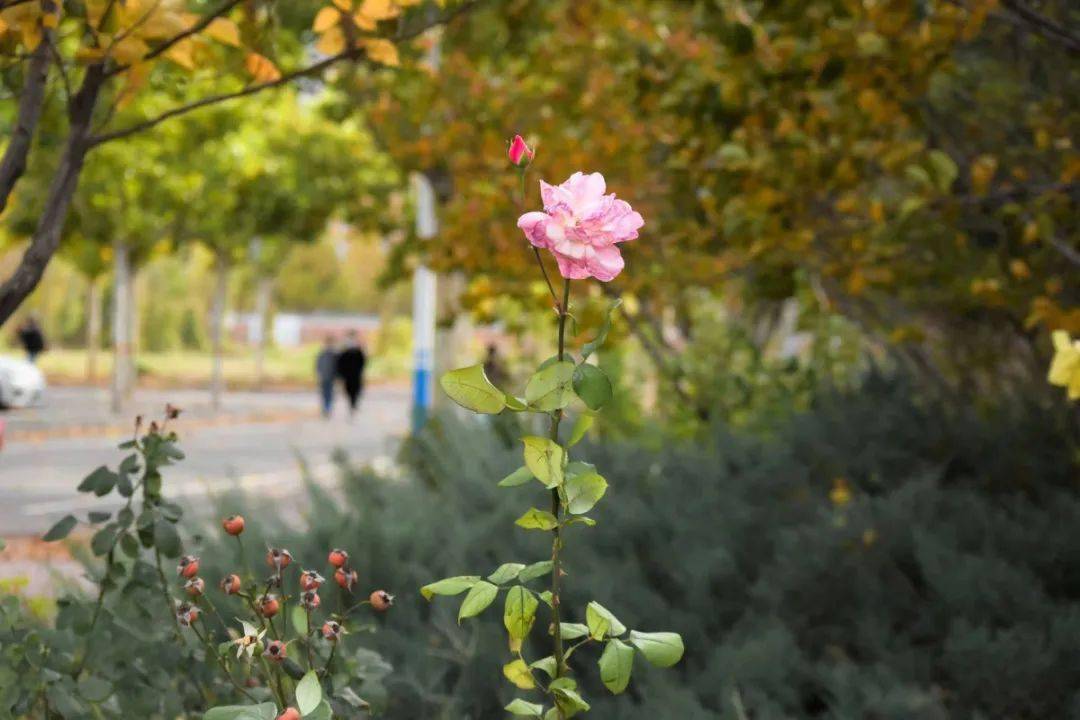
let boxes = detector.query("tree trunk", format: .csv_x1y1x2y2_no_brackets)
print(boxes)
253,274,272,389
0,64,105,326
86,276,102,384
0,19,52,214
209,255,229,411
110,240,131,414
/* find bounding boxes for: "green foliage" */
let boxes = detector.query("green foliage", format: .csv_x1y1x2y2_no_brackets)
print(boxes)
188,371,1078,718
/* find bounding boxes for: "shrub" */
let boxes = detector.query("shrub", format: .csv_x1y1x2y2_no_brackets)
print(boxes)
197,374,1079,718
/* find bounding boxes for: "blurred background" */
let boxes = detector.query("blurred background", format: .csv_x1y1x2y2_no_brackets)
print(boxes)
0,0,1078,718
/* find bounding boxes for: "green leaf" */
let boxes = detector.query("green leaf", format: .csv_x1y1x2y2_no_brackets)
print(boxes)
504,393,528,411
505,699,545,717
77,466,118,496
586,602,626,639
559,622,590,640
291,605,308,636
421,575,481,601
120,533,140,559
87,511,111,524
581,299,622,360
153,519,182,558
498,466,534,488
568,414,593,446
525,361,575,411
515,508,559,531
522,436,565,488
488,563,526,585
90,523,119,556
564,463,608,515
43,515,78,542
566,516,597,527
503,658,536,689
572,364,612,411
77,676,113,702
440,365,506,414
303,700,332,720
202,703,278,720
518,560,553,583
598,639,634,694
928,149,958,192
530,656,557,677
553,686,591,717
458,580,499,622
503,586,539,641
629,631,684,667
295,670,322,715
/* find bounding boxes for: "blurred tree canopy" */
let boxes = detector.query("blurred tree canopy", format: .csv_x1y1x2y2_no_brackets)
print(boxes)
363,0,1078,386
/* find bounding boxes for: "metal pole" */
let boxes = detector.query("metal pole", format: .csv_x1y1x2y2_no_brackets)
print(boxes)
411,28,441,434
411,173,438,433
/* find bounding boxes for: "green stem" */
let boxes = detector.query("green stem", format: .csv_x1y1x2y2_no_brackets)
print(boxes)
305,609,314,669
549,279,571,689
194,619,258,702
154,548,184,642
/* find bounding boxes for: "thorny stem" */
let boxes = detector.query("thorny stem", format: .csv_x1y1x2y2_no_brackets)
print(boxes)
305,609,315,668
549,278,572,706
323,639,339,679
259,655,288,709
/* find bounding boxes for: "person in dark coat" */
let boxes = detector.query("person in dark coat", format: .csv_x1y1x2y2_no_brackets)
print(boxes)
335,330,367,419
315,334,338,419
15,317,45,362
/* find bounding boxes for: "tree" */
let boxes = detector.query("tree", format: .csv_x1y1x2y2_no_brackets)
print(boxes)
0,0,474,325
363,0,1078,396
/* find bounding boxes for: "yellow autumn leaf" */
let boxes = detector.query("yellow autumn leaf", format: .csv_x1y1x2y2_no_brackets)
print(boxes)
312,6,341,33
116,62,151,108
41,10,59,29
1048,331,1080,400
205,17,241,47
109,35,151,65
331,0,353,11
163,37,198,70
362,38,399,66
316,25,347,55
352,11,377,30
245,52,281,83
359,0,401,21
502,659,535,690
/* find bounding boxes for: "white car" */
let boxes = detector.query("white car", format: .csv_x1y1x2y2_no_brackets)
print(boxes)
0,355,45,408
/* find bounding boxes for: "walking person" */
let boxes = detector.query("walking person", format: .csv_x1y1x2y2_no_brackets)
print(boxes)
15,316,46,363
335,329,367,420
315,335,338,419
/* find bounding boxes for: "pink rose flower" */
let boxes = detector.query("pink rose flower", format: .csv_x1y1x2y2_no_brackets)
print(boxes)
517,172,643,282
507,135,534,166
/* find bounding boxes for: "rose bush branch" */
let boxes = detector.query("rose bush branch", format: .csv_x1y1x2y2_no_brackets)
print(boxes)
424,139,684,719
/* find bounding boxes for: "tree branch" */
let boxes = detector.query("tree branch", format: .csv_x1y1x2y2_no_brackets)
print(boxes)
999,0,1080,54
104,0,245,78
89,0,482,147
0,6,52,214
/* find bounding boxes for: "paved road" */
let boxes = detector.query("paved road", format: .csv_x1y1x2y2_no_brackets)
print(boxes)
0,385,409,536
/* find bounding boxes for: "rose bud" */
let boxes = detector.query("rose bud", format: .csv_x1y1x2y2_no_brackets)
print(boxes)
266,548,292,571
369,589,394,612
175,601,199,627
327,548,349,568
321,620,343,641
165,403,182,420
299,570,324,591
508,134,535,167
220,573,242,595
300,590,321,611
258,594,280,618
185,577,206,597
222,515,245,536
265,639,286,662
334,567,358,591
276,710,301,720
177,555,200,578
